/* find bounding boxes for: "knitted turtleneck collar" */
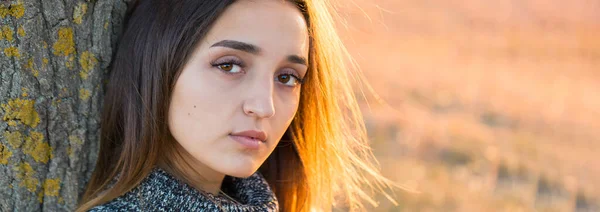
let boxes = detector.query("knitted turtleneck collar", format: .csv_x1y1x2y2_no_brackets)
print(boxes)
90,168,279,211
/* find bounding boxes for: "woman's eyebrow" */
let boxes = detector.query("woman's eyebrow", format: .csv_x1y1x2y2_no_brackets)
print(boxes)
210,39,307,66
210,40,261,54
287,55,307,66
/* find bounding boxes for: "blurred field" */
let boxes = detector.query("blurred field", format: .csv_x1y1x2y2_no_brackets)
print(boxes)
334,0,600,211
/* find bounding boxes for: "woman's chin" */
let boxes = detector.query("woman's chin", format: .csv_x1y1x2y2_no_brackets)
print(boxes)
215,162,261,178
224,168,258,178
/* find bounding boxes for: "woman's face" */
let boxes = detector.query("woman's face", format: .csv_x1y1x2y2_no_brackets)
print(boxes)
168,0,309,178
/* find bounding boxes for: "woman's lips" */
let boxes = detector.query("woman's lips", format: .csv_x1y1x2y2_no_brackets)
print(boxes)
229,135,263,149
229,130,267,149
230,130,268,142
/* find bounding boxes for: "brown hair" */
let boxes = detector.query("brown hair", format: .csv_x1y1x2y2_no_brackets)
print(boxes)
78,0,396,211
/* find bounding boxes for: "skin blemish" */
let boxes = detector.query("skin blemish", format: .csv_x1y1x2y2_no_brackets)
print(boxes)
1,98,40,128
79,51,98,79
4,46,21,58
23,131,53,164
15,162,39,192
0,143,13,165
52,27,75,56
194,105,196,108
73,2,88,25
79,88,91,101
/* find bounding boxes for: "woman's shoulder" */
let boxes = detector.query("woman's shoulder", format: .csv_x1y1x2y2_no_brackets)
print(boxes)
86,168,278,211
85,168,202,212
87,191,143,212
85,169,159,212
88,200,139,212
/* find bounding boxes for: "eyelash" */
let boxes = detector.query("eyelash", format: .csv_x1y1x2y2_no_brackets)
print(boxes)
210,58,305,85
210,57,246,74
279,69,305,85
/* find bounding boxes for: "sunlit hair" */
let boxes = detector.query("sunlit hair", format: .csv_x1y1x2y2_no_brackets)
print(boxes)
285,1,397,210
78,0,396,211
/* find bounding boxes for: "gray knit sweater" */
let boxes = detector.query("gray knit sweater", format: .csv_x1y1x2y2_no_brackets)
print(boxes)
89,168,279,211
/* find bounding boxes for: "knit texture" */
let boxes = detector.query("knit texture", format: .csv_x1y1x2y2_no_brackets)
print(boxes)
89,168,279,211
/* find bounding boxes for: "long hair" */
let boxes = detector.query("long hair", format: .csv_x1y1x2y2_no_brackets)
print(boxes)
78,0,396,211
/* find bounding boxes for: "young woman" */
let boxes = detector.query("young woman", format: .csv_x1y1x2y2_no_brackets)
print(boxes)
78,0,395,211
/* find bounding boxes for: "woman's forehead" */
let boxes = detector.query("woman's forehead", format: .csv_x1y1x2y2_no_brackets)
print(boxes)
199,0,310,59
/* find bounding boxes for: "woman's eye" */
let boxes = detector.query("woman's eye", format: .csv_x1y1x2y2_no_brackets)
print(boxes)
276,74,302,87
216,63,242,74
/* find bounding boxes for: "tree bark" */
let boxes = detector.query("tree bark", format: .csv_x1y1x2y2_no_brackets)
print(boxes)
0,0,128,211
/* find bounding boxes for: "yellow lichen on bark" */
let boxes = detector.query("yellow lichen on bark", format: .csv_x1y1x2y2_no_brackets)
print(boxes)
17,25,25,37
66,56,75,70
1,98,40,128
23,131,53,164
79,88,91,101
73,3,88,24
4,131,23,148
79,51,97,79
0,5,7,18
37,191,43,203
4,46,20,58
67,135,83,158
25,58,39,77
0,144,12,165
68,135,83,145
15,162,39,192
21,87,28,97
52,27,75,56
42,178,61,197
1,25,14,42
0,3,25,19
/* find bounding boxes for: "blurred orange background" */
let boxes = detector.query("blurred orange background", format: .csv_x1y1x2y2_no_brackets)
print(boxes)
335,0,600,211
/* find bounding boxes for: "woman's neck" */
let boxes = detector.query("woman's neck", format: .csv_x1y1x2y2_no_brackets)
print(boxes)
158,144,225,195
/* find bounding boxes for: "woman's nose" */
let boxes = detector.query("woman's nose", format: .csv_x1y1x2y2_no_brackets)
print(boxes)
242,77,275,119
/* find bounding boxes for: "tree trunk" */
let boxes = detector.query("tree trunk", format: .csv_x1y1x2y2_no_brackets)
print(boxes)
0,0,128,211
